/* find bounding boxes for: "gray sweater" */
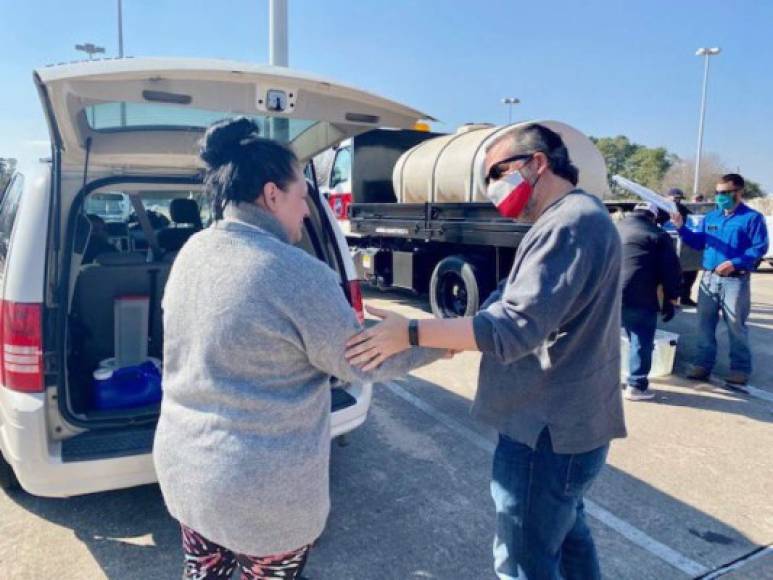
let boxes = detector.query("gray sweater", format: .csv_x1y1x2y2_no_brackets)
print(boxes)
472,190,627,454
153,202,440,556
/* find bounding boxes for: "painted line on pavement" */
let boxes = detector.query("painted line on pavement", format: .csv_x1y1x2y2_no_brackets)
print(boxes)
735,384,773,405
699,544,773,579
702,376,773,405
384,380,709,577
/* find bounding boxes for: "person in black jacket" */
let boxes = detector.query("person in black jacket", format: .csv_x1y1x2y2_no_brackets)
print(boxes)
617,202,682,400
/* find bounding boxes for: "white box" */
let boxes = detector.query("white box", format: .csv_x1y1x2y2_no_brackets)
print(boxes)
620,329,679,379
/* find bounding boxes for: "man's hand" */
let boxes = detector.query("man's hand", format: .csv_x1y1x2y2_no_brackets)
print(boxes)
669,212,684,228
662,300,678,323
715,260,736,277
345,306,410,371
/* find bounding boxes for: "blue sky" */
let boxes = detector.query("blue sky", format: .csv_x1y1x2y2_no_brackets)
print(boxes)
1,0,771,191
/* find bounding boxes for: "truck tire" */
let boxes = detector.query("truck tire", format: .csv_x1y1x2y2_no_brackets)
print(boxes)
430,255,484,318
0,452,20,491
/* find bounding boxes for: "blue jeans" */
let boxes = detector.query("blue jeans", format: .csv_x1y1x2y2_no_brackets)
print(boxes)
696,271,752,374
491,429,609,580
622,307,658,391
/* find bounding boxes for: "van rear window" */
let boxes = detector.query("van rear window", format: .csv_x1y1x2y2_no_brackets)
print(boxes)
84,102,316,142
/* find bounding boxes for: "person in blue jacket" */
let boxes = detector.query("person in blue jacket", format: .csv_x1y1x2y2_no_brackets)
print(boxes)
670,173,769,386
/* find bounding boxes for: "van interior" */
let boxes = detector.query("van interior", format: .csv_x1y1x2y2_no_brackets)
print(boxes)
61,179,347,441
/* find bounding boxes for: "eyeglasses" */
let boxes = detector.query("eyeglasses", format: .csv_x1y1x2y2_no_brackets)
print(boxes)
485,154,533,185
715,189,739,195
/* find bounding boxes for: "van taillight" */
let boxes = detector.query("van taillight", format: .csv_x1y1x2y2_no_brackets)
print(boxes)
1,301,44,393
328,193,352,220
348,280,365,324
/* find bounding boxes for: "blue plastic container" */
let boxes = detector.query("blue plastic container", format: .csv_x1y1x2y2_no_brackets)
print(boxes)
91,361,162,411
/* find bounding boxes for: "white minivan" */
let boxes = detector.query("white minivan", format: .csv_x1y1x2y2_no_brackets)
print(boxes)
0,58,428,497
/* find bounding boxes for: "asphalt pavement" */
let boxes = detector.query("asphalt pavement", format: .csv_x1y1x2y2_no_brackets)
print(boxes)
1,269,772,579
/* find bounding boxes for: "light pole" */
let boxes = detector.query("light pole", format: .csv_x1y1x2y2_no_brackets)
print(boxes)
269,0,288,67
117,0,126,126
268,0,289,142
693,47,721,196
501,97,520,124
117,0,124,58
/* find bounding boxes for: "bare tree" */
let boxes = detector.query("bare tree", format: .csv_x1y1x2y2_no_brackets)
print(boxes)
661,154,728,198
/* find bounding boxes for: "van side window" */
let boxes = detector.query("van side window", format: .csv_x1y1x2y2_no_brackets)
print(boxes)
0,174,25,285
330,147,352,188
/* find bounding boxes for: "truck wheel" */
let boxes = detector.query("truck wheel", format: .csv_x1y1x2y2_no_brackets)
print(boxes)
0,453,20,491
430,256,483,318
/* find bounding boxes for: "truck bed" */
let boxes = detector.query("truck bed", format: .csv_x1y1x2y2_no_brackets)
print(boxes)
349,202,533,248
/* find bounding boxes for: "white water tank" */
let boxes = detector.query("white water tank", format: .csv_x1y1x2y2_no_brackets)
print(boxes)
393,120,611,203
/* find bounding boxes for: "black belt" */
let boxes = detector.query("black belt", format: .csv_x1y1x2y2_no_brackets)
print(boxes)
710,269,749,278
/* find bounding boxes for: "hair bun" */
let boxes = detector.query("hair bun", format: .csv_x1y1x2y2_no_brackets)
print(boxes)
200,116,260,168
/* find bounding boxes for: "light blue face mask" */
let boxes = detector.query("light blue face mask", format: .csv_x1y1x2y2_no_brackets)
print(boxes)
716,193,735,211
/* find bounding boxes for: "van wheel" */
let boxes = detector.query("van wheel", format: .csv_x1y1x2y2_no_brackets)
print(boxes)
430,256,484,318
0,453,20,491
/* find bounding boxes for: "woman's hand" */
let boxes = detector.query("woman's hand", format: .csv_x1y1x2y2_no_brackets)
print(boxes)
345,306,410,371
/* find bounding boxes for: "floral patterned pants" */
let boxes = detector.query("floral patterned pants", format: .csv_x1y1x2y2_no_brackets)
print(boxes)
181,524,310,579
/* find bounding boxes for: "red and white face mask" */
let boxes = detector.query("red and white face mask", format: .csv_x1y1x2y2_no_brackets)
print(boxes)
486,169,536,219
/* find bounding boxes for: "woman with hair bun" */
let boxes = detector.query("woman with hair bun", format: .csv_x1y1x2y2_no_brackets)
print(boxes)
153,117,442,579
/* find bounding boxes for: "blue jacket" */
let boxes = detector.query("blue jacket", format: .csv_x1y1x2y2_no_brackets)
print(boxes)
678,203,769,271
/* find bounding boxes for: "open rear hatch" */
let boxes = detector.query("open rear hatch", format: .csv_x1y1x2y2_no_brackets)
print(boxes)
35,58,430,435
34,57,432,173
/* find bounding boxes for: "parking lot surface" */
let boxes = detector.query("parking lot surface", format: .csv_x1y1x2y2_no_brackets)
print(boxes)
1,269,772,579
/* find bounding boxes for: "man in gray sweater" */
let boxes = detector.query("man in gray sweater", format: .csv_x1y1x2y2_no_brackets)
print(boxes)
347,124,626,579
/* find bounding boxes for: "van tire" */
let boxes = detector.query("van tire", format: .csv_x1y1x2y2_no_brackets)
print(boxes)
0,453,20,491
430,255,484,318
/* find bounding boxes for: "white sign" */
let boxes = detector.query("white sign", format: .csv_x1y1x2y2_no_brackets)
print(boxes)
612,175,678,214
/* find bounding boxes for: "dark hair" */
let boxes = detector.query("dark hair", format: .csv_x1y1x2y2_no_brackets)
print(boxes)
494,123,580,186
200,117,299,219
655,208,670,226
719,173,745,190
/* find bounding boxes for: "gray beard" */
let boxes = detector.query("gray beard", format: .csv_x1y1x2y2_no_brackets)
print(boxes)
520,192,539,221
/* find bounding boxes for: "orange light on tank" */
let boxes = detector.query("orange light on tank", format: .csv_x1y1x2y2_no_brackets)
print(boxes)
413,122,431,132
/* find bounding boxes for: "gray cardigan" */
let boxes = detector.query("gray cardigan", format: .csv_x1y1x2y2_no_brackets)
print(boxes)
153,202,440,556
472,190,627,454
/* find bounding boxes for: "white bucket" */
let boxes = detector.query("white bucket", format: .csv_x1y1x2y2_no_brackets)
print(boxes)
94,357,162,381
620,329,679,379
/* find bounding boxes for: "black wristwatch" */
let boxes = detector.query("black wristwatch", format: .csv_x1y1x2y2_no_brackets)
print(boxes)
408,319,420,346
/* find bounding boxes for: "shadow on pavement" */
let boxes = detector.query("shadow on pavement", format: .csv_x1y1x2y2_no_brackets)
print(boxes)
5,270,773,579
5,483,180,579
652,271,773,392
645,379,772,424
310,375,766,579
4,370,769,579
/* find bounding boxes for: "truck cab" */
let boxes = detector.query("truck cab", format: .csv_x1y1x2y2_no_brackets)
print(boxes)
315,128,442,236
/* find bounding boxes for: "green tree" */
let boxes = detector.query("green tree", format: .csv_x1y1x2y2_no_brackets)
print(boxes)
743,178,766,199
590,136,673,197
591,135,641,181
592,135,768,199
624,147,675,191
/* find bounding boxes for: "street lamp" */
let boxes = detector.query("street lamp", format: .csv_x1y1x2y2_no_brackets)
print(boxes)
75,43,105,60
693,47,721,196
501,97,520,124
